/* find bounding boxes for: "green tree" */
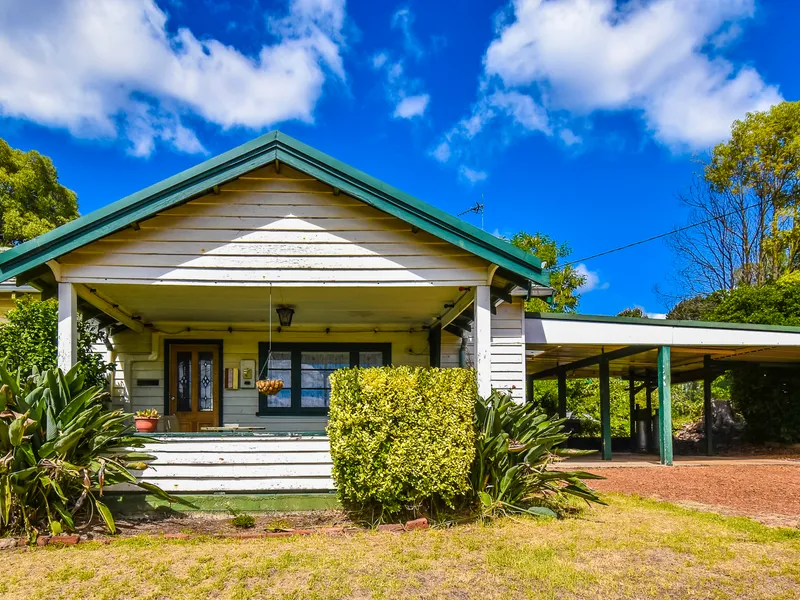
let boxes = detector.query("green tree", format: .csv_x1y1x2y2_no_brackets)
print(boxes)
0,296,114,388
666,295,719,320
671,101,800,293
617,307,646,318
0,138,78,246
704,272,800,441
704,272,800,326
510,232,585,313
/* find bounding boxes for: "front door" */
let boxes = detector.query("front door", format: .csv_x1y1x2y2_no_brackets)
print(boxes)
169,344,220,432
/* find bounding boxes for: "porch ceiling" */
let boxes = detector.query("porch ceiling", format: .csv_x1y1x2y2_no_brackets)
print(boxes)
88,283,461,327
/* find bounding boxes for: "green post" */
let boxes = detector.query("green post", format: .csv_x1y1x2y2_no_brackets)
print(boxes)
628,368,636,452
657,346,673,466
557,370,567,419
703,354,714,457
526,374,534,404
600,357,612,461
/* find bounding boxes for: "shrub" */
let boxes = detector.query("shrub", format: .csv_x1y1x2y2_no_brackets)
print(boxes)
472,392,605,519
231,514,256,529
328,366,476,518
0,296,114,389
0,361,184,539
730,365,800,443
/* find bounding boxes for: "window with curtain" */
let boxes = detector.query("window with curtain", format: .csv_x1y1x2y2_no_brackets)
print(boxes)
257,343,391,416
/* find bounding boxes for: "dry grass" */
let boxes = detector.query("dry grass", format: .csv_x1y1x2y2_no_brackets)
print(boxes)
3,495,800,600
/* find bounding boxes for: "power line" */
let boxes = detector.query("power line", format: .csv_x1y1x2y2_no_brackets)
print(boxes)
562,199,763,268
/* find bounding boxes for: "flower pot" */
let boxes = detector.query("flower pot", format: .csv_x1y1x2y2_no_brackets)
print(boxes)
134,417,160,433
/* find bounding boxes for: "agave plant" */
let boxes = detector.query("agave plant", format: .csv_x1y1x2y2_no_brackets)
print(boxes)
0,361,184,538
471,391,605,519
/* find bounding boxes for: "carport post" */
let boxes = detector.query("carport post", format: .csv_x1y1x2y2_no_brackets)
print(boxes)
657,346,673,466
703,354,714,456
628,369,636,452
557,370,567,419
600,357,612,460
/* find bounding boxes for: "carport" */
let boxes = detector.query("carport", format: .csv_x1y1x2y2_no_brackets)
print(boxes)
525,313,800,465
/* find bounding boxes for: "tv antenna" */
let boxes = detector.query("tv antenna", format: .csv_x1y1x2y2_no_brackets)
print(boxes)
458,195,485,230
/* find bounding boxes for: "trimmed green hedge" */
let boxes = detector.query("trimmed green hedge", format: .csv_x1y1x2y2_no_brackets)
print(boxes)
327,366,476,515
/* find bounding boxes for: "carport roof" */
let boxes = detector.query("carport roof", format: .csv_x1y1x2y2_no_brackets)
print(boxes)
525,313,800,382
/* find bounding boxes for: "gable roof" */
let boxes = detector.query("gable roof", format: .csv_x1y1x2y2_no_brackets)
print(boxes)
0,131,548,287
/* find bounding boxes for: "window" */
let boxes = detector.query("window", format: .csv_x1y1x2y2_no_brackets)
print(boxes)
257,343,391,416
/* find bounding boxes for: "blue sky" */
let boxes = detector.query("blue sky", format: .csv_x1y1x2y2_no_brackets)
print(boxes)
1,0,797,316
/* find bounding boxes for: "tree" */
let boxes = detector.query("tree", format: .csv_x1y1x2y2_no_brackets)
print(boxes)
704,272,800,442
0,296,114,388
510,232,586,313
666,295,719,321
0,137,78,246
671,101,800,294
617,307,646,318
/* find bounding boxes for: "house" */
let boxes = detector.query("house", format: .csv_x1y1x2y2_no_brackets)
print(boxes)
0,132,551,494
0,278,39,321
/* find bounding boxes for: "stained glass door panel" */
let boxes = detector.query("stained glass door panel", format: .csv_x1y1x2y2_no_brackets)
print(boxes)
169,345,220,432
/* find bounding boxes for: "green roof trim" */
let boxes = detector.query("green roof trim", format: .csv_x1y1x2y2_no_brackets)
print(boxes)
526,312,800,334
0,131,548,286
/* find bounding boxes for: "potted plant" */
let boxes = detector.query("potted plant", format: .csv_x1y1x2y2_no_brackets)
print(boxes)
133,409,160,433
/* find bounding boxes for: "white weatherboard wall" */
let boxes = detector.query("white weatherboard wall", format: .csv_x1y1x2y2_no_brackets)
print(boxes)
57,164,490,288
112,328,430,432
490,298,526,402
128,435,334,493
437,298,526,402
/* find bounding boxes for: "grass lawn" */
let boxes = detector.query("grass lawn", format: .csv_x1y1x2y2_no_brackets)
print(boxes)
4,495,800,600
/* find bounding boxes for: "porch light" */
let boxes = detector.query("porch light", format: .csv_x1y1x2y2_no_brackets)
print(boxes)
276,306,295,327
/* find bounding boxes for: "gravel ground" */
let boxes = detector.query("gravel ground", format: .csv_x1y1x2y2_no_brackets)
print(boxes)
588,464,800,527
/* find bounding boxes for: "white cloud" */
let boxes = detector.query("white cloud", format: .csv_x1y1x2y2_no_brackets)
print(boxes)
432,0,781,173
0,0,347,156
647,312,668,320
484,0,781,149
394,94,430,119
575,263,608,293
391,7,423,60
559,129,582,147
458,166,488,184
372,6,432,121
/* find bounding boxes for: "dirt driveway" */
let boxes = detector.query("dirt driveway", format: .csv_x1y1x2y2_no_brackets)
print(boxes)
587,463,800,527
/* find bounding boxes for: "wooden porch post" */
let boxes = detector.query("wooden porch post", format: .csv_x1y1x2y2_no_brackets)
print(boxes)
57,282,78,372
628,368,636,452
657,346,673,466
557,370,567,419
600,357,612,461
474,285,492,398
428,323,442,368
703,354,714,457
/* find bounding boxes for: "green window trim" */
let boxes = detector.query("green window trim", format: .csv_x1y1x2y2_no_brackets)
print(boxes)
256,342,392,417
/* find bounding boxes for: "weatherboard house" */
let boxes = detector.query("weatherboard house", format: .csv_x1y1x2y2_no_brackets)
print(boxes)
2,132,800,495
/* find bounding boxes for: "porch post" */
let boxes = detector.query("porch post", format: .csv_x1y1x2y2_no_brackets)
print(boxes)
557,370,567,419
703,354,714,456
600,357,612,461
657,346,673,466
474,285,492,398
428,323,442,368
57,282,78,372
628,368,636,452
